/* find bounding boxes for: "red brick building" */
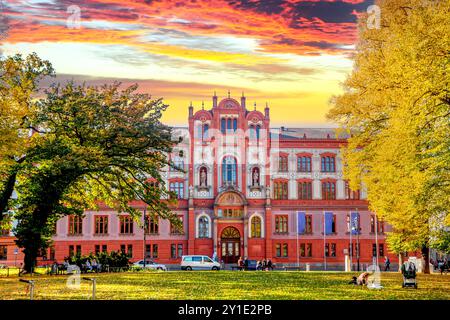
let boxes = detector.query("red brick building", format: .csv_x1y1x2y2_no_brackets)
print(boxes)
0,93,397,270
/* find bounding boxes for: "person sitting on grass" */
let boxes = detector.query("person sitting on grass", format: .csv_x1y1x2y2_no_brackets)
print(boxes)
256,260,262,271
357,272,370,285
267,259,274,271
348,276,358,285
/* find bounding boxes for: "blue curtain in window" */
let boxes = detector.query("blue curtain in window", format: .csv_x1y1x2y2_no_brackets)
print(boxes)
324,212,333,235
233,119,237,131
222,157,236,184
203,124,209,139
351,212,360,235
297,212,306,234
221,119,226,133
227,118,232,130
256,125,260,140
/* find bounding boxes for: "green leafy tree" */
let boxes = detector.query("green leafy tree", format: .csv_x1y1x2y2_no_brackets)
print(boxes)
10,80,179,272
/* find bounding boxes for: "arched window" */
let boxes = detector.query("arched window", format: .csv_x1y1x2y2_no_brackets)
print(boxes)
199,166,208,187
227,118,232,130
251,167,260,186
233,119,237,131
256,125,261,140
249,125,255,140
198,215,209,238
251,216,262,238
203,124,209,139
222,156,237,185
221,118,226,134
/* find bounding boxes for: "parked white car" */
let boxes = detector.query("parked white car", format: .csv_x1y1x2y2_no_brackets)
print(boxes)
133,260,167,271
181,255,221,271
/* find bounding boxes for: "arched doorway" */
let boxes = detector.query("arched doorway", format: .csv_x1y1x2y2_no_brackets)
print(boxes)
221,227,241,264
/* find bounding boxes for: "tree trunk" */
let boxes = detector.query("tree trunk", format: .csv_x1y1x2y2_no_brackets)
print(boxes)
398,253,403,272
421,246,430,274
0,169,18,220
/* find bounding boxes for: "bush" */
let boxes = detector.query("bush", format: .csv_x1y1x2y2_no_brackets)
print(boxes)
65,251,131,269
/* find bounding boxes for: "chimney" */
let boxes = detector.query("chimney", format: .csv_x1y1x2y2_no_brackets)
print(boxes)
188,101,193,118
241,92,246,108
213,91,218,108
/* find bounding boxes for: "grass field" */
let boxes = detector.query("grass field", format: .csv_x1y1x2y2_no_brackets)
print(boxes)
1,270,449,300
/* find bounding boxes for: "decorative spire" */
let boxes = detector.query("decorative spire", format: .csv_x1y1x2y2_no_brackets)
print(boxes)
228,90,230,98
214,91,217,97
242,91,245,97
254,102,256,111
202,101,204,110
190,101,193,107
266,102,268,108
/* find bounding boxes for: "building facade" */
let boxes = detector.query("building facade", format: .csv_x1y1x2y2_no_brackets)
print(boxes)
0,94,397,269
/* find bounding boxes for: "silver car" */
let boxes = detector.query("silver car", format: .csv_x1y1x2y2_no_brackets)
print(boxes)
133,260,167,271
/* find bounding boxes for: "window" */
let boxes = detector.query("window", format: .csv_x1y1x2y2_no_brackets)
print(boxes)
49,247,55,260
198,216,209,238
1,228,9,236
305,215,312,234
221,118,226,134
69,245,74,257
275,215,288,234
278,156,288,172
222,156,237,185
276,243,288,257
102,245,107,252
321,181,336,200
145,244,159,258
170,216,184,235
321,156,336,172
298,181,312,200
379,244,384,257
95,245,100,255
145,216,159,234
370,215,384,233
348,243,360,257
169,181,184,199
325,243,336,257
0,245,7,260
249,125,261,141
345,181,360,200
297,156,311,172
128,244,133,258
76,245,81,256
172,155,184,171
251,216,262,238
233,119,237,131
256,125,261,140
274,181,288,199
94,216,108,235
171,244,183,259
68,215,83,235
372,244,377,257
222,208,243,218
300,243,313,257
119,216,134,234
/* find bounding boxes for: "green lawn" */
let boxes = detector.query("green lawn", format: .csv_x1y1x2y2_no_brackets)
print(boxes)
0,271,449,300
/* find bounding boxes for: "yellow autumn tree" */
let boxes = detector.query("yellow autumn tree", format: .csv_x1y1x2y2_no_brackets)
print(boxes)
327,0,450,272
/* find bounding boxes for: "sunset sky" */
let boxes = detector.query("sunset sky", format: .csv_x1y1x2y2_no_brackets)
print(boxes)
0,0,372,126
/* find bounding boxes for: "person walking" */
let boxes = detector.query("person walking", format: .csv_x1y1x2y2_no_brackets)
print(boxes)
384,256,390,271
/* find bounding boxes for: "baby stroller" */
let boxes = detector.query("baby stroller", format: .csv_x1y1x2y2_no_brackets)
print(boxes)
401,261,417,289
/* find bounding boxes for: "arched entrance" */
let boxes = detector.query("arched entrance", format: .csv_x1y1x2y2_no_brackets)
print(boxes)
221,227,241,264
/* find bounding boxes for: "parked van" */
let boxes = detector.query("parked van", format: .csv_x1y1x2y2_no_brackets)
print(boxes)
181,255,221,271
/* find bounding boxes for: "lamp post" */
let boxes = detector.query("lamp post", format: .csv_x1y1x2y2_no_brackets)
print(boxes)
143,207,147,268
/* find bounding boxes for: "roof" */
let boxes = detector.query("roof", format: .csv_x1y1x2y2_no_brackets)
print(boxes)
270,127,350,140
